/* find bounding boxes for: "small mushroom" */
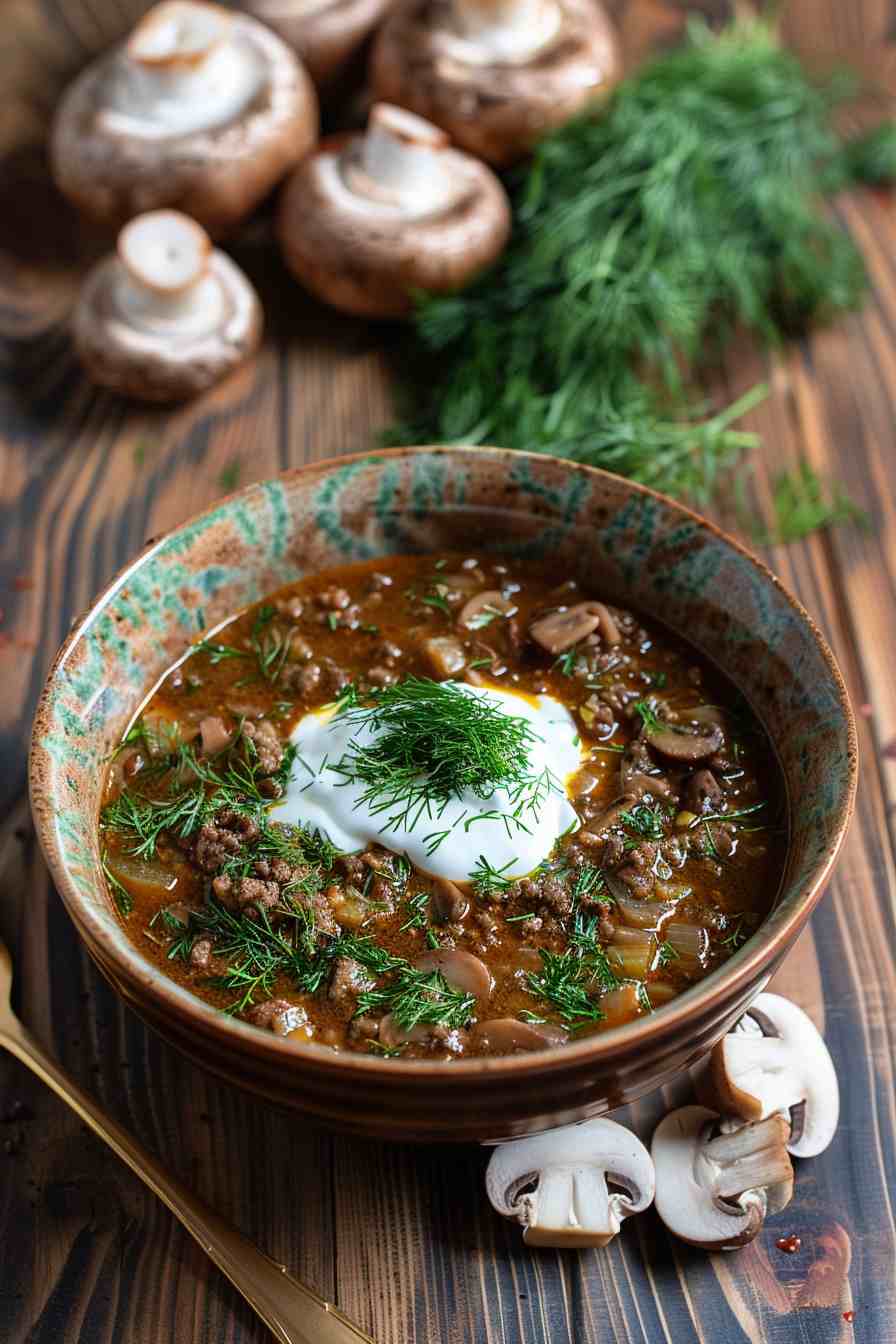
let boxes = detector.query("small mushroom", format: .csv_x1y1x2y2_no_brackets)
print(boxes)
276,101,511,317
371,0,620,166
652,1107,794,1250
415,947,493,1001
470,1017,567,1053
529,601,605,655
429,875,469,923
73,210,263,401
645,715,724,764
702,992,840,1159
51,0,318,236
198,714,234,755
486,1117,655,1247
457,590,517,630
242,0,395,86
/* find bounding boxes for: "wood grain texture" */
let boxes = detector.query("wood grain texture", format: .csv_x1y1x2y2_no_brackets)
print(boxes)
1,0,895,1341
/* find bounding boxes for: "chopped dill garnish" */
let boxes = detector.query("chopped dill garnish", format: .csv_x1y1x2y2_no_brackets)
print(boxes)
656,940,680,969
101,850,133,917
553,649,579,677
328,678,555,848
620,801,668,842
571,864,609,904
420,585,452,617
399,889,430,933
470,854,517,899
527,949,606,1028
694,801,766,828
633,700,662,733
636,983,653,1014
355,968,475,1032
466,604,506,630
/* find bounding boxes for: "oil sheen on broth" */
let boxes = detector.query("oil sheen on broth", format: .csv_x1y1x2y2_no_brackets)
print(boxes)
100,554,786,1060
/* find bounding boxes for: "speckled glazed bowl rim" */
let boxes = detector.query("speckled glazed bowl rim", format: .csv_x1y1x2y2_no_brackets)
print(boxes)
30,446,857,1081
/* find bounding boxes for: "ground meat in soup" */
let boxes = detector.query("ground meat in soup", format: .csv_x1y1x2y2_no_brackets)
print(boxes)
99,554,786,1061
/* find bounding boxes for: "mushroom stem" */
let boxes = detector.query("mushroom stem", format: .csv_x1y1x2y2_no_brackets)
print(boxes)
452,0,560,61
106,1,264,139
700,1114,794,1215
116,211,224,336
347,104,456,214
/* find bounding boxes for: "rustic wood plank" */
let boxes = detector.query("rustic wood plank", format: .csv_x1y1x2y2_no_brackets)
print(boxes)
1,0,896,1341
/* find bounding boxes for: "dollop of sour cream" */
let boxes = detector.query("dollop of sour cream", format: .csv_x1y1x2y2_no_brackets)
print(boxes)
273,682,583,882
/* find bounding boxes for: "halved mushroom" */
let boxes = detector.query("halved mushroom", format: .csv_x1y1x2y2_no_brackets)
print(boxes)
277,101,510,317
73,210,263,401
652,1107,794,1250
644,714,724,764
458,590,517,630
51,0,318,236
486,1117,655,1247
242,0,395,86
470,1017,567,1053
702,992,840,1159
429,876,469,923
371,0,619,166
415,947,493,1001
529,602,605,655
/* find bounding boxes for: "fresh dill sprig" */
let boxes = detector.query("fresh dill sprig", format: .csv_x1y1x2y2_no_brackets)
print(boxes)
470,854,517,900
633,700,662,733
527,949,606,1028
753,463,869,545
385,18,887,523
329,678,553,847
355,968,476,1032
656,940,680,969
571,864,609,904
620,801,668,842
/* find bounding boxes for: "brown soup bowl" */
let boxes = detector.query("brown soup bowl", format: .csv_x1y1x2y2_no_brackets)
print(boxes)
29,446,856,1142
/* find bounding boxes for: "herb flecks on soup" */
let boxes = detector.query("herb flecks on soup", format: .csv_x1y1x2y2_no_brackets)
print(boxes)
99,555,786,1060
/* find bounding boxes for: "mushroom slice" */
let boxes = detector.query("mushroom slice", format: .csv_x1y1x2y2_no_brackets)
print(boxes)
652,1107,793,1250
429,876,469,923
486,1118,655,1248
415,948,493,1002
645,716,723,764
50,2,317,236
470,1018,567,1054
458,590,517,630
243,0,394,87
73,210,263,402
277,102,510,318
529,602,604,655
371,0,620,166
703,992,840,1159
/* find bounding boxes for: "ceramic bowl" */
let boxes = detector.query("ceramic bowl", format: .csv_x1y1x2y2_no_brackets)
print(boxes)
29,447,856,1142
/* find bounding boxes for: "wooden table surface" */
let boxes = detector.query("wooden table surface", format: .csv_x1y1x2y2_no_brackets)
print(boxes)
2,1,896,1340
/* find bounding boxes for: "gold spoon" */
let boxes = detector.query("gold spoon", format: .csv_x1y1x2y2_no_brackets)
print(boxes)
0,936,374,1344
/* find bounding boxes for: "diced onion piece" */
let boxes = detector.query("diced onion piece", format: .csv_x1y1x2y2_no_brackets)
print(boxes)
104,851,179,901
664,922,708,963
600,984,642,1026
614,892,673,929
608,940,655,979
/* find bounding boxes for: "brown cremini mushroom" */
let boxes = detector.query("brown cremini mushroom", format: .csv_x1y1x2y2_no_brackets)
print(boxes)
370,0,620,166
457,589,518,630
73,210,263,401
51,0,318,236
276,101,511,317
486,1117,655,1247
242,0,396,86
652,1107,794,1251
701,992,840,1159
470,1018,567,1053
529,601,605,654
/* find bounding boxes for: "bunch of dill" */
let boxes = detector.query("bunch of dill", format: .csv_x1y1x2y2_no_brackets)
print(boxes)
387,18,896,515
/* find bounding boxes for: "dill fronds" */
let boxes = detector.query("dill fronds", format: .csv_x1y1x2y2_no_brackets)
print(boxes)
387,18,892,521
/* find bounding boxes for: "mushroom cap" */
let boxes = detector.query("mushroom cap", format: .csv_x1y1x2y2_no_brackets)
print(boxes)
51,5,318,237
470,1018,568,1054
73,217,263,402
652,1106,794,1251
243,0,396,85
415,947,494,1001
370,0,620,166
486,1116,655,1247
703,992,840,1159
276,124,510,317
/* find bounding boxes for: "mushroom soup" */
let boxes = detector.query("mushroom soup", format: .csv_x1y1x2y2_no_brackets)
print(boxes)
99,553,787,1059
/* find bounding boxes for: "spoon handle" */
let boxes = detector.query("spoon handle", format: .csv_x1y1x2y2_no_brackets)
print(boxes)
1,1020,374,1344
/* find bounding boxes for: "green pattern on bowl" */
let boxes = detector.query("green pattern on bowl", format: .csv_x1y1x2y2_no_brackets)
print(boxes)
29,446,856,1137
